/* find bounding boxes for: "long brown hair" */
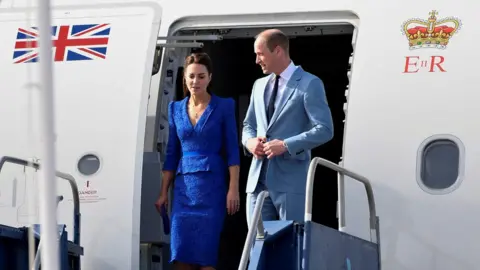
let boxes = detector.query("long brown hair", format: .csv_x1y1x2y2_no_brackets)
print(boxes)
182,52,213,97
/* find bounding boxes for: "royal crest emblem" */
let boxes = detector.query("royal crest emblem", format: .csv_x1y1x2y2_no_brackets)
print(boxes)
402,10,461,50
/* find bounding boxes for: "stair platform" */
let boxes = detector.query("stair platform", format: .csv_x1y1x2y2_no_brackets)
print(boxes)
249,220,299,270
303,221,379,270
248,220,380,270
0,223,83,270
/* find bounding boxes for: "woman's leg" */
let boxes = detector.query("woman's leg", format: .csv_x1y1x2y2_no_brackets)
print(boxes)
199,266,215,270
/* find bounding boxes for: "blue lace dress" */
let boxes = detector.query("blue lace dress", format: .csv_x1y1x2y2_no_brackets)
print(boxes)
163,94,240,267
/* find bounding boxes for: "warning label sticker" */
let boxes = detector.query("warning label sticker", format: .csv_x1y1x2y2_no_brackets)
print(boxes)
74,181,106,204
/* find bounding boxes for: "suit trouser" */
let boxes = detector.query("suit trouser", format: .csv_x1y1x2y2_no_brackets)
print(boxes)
246,183,305,227
246,161,305,228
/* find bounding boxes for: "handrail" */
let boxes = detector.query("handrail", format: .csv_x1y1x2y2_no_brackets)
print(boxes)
305,157,379,244
238,190,269,270
0,156,81,246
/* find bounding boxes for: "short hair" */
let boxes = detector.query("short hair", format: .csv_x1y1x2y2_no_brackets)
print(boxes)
255,29,289,55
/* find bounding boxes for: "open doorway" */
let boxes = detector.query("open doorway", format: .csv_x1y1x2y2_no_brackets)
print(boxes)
167,24,354,269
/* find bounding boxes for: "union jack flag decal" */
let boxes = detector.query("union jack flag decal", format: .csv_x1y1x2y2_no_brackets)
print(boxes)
13,23,111,64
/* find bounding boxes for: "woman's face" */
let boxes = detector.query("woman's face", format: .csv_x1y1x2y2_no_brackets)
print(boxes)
185,63,211,95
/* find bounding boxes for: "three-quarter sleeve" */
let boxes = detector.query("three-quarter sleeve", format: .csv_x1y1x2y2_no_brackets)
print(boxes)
223,98,241,167
163,101,181,172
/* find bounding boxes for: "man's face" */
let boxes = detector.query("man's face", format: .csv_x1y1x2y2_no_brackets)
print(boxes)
254,38,277,74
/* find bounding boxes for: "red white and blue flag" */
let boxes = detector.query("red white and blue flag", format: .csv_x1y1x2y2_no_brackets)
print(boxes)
13,23,111,64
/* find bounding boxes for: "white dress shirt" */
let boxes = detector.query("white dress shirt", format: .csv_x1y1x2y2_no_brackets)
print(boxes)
264,61,298,110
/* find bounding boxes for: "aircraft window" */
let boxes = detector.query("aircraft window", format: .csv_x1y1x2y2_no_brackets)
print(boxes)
416,135,464,195
77,154,101,176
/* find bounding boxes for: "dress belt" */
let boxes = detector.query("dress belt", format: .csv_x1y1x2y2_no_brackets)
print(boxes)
182,151,220,157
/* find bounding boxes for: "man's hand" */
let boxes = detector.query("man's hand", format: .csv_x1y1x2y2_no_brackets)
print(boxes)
263,139,287,159
246,137,266,159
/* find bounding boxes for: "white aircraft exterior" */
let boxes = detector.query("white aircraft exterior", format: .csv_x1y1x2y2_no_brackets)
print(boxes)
0,0,475,269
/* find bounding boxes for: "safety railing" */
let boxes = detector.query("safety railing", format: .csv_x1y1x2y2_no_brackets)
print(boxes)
238,157,381,270
305,157,380,245
238,190,269,270
0,156,81,246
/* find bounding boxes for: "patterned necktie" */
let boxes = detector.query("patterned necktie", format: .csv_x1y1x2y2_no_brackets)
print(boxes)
267,75,280,123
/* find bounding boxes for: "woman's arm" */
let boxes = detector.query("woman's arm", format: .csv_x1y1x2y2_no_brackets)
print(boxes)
223,98,241,188
161,101,181,195
228,165,240,191
224,98,241,214
160,171,175,196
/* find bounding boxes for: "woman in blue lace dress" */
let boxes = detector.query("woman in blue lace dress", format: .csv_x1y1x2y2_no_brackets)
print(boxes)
155,52,241,270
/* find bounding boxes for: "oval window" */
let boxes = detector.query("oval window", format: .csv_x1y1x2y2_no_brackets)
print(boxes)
77,154,101,176
416,135,464,195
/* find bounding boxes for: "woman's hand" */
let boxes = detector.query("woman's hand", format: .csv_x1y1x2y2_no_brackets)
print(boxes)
227,188,240,215
155,192,168,213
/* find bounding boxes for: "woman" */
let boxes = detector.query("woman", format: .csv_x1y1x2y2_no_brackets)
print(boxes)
155,52,241,270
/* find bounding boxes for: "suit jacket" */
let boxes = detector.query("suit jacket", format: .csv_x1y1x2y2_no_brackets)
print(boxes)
242,66,334,194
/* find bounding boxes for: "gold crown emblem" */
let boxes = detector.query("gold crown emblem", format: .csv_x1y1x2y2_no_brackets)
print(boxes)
402,10,461,50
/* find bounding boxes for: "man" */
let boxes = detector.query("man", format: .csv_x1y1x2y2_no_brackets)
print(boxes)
242,29,334,225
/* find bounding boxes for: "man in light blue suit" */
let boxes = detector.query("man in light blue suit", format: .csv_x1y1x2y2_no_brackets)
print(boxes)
242,29,334,225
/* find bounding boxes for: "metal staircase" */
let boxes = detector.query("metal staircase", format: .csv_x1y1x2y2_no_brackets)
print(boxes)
0,155,380,270
0,156,83,270
239,157,381,270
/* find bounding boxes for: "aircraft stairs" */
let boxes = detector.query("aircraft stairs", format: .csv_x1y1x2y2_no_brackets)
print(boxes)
238,157,381,270
0,156,83,270
0,155,380,270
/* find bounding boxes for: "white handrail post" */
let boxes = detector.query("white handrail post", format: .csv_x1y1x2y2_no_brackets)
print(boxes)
238,191,269,270
338,173,346,232
304,157,379,243
36,0,60,269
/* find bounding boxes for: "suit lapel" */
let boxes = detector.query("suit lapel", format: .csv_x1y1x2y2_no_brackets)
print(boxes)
198,94,217,132
181,97,195,136
256,77,269,131
267,67,303,130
